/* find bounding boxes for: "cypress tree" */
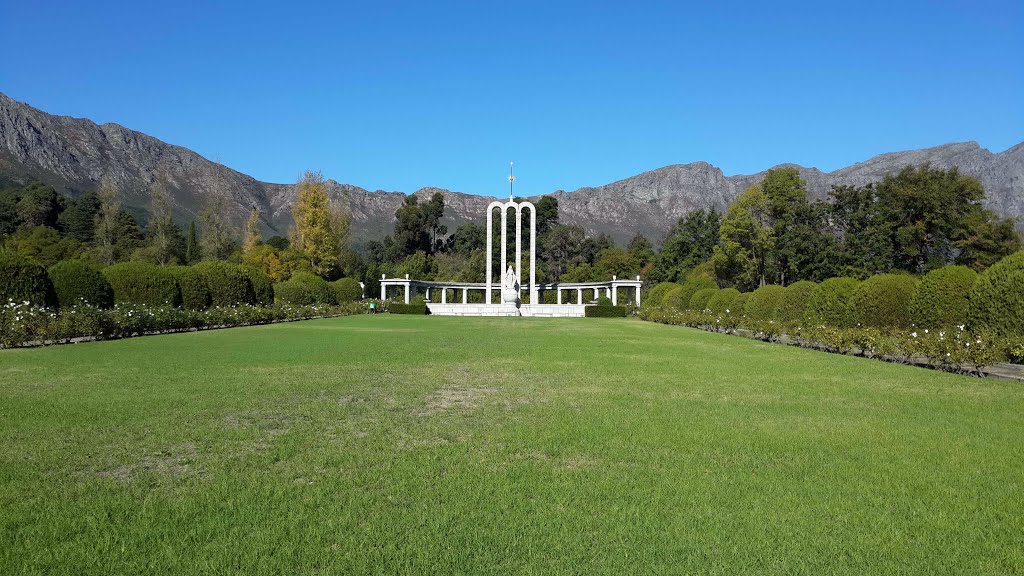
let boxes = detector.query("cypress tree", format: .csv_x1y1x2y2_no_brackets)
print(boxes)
185,220,199,264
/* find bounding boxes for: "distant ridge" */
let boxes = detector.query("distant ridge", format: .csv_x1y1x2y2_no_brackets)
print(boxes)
2,92,1021,244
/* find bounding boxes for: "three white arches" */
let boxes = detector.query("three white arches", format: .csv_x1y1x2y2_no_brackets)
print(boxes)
485,199,537,305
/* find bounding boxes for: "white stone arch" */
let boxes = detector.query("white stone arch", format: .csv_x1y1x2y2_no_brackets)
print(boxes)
485,198,537,305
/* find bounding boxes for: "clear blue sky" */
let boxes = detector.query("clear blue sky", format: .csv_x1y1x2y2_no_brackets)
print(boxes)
2,0,1021,197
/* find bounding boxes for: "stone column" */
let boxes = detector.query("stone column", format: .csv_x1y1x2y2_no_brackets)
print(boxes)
528,203,537,304
594,288,600,301
515,205,522,287
557,288,562,305
404,283,410,304
462,288,468,304
611,285,618,306
635,284,641,306
425,287,431,302
500,204,508,288
441,288,447,304
577,289,582,305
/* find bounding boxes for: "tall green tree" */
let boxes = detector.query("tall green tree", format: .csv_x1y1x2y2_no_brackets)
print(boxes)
711,185,774,291
199,195,238,261
651,209,720,283
184,221,200,264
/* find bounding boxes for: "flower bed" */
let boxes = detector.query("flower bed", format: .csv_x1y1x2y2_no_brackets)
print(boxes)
640,305,1021,378
1,300,372,348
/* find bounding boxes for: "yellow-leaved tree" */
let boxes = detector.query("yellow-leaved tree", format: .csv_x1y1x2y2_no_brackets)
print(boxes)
291,171,349,276
242,206,262,256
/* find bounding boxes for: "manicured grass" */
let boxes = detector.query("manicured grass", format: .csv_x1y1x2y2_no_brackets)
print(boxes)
2,315,1023,574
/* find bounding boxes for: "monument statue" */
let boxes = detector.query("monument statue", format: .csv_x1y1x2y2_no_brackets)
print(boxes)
501,265,520,305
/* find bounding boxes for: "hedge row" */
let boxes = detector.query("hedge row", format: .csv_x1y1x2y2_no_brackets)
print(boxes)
584,305,627,317
641,251,1024,335
0,253,364,311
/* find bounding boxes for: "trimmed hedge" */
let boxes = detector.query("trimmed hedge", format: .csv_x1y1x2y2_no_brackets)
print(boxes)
852,273,918,329
644,282,682,309
243,266,274,307
0,251,57,307
689,288,718,311
290,272,335,304
273,280,315,305
102,262,181,307
910,265,978,329
707,287,741,315
807,277,860,328
969,251,1024,336
585,305,626,317
330,278,362,303
388,303,429,315
744,285,785,321
776,281,817,324
168,266,211,310
677,276,717,310
193,261,255,307
48,260,113,309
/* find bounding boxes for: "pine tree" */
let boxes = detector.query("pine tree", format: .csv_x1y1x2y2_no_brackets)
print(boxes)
185,220,199,264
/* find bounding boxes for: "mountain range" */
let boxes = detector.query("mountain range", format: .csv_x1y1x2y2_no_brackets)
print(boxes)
2,91,1021,245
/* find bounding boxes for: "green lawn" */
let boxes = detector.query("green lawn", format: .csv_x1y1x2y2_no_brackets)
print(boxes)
2,315,1022,574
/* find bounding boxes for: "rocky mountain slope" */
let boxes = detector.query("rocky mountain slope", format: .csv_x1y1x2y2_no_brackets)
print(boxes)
2,92,1021,245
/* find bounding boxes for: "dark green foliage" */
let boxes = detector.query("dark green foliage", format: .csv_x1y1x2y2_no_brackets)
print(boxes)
330,278,363,302
102,262,181,307
184,221,200,264
290,272,335,304
388,303,429,315
535,196,559,234
193,261,255,307
0,251,57,307
689,288,718,311
807,277,860,327
707,288,741,315
661,286,686,311
265,236,290,251
47,260,113,308
57,192,100,243
652,209,720,283
744,285,785,321
644,282,682,308
273,280,315,305
775,281,817,323
168,266,211,310
852,274,918,328
968,252,1024,336
910,266,978,328
596,295,613,306
243,266,274,306
677,276,718,310
585,305,626,317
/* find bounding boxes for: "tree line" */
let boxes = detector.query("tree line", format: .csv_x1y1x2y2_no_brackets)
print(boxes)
1,164,1018,295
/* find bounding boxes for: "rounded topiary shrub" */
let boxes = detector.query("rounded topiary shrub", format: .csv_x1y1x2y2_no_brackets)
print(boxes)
661,286,687,311
48,260,113,308
852,274,918,329
968,251,1024,336
168,266,211,310
707,287,741,315
290,272,334,304
731,292,750,316
102,262,181,307
807,277,860,327
744,285,785,321
644,282,682,309
330,277,362,303
273,280,314,305
689,288,718,311
775,280,817,324
243,266,274,306
0,251,57,307
678,276,717,310
193,261,255,307
910,265,978,329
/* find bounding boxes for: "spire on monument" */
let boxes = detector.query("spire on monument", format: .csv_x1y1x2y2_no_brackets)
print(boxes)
508,161,515,201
